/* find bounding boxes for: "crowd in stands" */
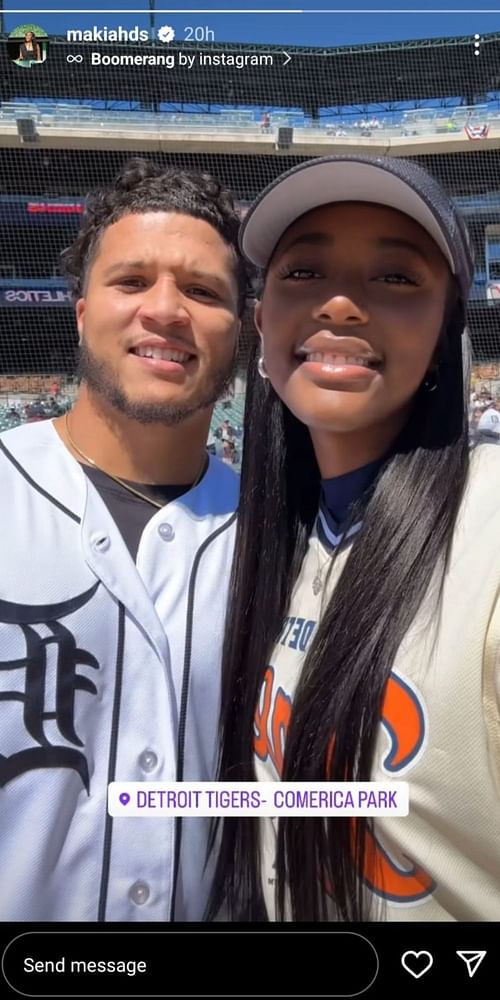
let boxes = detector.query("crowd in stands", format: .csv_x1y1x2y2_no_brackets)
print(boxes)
0,379,73,432
326,117,384,137
2,99,495,142
207,386,244,467
0,377,245,467
470,387,500,445
324,112,491,140
1,374,498,459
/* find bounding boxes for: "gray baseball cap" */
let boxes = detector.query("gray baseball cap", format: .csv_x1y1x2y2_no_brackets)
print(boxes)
240,154,474,301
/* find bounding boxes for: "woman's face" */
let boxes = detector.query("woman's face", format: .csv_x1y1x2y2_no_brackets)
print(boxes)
25,32,33,41
256,201,451,466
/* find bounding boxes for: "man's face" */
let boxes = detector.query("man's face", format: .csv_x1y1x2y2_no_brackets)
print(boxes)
76,211,241,425
256,202,450,446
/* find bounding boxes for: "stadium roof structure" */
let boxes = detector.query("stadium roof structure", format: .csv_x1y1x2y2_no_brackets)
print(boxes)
2,31,500,113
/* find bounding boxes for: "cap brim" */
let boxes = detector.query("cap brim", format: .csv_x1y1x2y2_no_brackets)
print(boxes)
240,158,456,274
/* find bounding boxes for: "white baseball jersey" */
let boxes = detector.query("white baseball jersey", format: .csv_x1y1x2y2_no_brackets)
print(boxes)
0,419,238,921
255,444,500,921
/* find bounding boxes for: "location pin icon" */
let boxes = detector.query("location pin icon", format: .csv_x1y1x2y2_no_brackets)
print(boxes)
119,792,130,806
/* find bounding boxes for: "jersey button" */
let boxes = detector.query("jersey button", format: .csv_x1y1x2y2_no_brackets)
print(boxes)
138,749,158,773
158,522,175,541
91,533,110,552
129,881,150,906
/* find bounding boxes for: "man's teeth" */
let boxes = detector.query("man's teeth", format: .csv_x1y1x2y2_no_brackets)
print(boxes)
302,353,375,367
134,347,191,362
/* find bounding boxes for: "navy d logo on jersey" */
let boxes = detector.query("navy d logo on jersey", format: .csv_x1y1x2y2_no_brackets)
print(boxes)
0,582,100,791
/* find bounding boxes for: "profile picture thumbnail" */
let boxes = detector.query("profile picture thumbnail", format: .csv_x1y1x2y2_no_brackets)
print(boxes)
7,24,48,68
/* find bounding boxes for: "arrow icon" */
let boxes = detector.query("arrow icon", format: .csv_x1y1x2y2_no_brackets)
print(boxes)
282,51,291,66
456,951,487,978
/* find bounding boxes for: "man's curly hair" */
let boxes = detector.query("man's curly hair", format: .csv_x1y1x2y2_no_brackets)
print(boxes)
61,157,248,315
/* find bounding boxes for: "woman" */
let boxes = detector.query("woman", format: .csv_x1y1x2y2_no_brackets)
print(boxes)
18,31,41,63
210,155,500,922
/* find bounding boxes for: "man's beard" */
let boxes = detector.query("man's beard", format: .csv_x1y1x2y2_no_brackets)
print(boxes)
77,339,236,426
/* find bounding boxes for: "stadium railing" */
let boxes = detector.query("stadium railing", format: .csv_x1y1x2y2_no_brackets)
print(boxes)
1,101,498,141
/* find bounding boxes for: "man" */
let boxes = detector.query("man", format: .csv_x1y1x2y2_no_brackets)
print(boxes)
477,396,500,442
0,158,245,921
260,111,271,133
220,418,233,442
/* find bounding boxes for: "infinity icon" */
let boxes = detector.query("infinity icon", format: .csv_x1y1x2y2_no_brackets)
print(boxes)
66,54,83,63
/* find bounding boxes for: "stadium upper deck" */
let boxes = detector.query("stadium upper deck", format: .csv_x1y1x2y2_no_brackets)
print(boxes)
1,27,500,391
1,30,500,185
1,100,500,159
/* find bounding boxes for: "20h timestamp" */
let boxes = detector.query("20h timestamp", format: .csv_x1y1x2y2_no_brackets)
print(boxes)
184,25,215,42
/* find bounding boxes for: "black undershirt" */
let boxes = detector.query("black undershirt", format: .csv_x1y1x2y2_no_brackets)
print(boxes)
82,456,385,561
81,463,191,561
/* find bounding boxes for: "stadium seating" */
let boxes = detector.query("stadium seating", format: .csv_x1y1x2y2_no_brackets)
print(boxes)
1,99,499,143
3,31,500,466
0,392,245,470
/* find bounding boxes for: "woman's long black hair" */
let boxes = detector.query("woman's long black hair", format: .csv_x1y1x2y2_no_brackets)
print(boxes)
209,289,470,922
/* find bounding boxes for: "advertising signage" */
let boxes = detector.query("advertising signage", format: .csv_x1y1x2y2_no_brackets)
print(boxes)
0,282,72,306
0,197,84,226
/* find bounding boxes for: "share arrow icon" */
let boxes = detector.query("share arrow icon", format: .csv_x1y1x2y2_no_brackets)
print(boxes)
456,951,487,978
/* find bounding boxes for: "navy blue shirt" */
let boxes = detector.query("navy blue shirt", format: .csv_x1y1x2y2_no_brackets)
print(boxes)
320,456,386,532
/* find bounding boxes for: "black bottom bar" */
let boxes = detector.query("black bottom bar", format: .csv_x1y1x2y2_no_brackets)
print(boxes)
0,922,496,998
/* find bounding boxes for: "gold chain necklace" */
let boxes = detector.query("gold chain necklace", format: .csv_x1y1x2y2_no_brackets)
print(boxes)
64,413,207,510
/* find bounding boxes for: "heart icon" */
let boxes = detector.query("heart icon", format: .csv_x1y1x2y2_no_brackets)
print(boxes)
401,951,433,979
119,792,130,806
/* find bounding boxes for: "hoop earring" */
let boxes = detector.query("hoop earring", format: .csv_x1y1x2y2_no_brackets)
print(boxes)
423,368,439,393
257,355,269,380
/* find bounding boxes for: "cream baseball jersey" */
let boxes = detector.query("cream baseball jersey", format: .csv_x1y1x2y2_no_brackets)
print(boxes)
255,444,500,921
0,419,238,921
